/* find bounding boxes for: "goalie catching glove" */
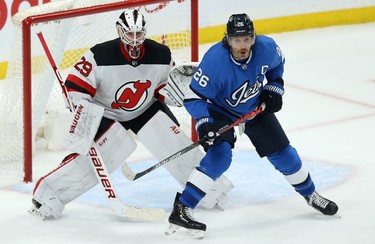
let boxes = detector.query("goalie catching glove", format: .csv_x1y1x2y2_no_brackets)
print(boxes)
158,62,198,107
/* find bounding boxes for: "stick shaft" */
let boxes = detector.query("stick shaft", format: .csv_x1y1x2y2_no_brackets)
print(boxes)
123,105,264,181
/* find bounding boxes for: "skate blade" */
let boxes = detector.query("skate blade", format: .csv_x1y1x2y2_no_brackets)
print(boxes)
187,229,205,239
317,212,342,219
28,207,46,220
165,224,205,239
165,223,180,235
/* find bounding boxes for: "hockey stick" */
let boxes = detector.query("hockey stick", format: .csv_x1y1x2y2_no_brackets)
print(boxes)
122,104,264,181
36,32,165,221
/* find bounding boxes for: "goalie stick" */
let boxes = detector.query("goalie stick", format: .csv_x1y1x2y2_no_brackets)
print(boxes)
122,104,265,181
37,32,165,221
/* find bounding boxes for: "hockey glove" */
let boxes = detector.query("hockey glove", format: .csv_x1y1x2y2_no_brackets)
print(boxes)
196,117,217,150
259,78,284,114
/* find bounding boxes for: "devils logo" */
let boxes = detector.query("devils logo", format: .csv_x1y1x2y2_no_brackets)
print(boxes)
111,80,151,111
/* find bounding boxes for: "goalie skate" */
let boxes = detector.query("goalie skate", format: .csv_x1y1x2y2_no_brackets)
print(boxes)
28,206,46,220
28,199,49,220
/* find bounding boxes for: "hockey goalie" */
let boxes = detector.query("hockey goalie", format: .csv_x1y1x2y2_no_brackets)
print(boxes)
29,9,233,220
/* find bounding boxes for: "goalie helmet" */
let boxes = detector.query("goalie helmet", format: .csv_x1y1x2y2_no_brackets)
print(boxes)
116,9,146,59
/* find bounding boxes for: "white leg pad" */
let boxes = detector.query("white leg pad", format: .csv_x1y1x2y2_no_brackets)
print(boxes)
31,121,136,219
137,111,202,186
137,111,233,209
30,181,65,219
200,175,234,209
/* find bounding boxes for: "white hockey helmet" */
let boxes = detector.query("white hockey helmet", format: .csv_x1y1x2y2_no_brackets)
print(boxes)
116,9,146,59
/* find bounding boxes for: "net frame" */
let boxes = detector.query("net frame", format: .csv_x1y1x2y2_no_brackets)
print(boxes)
3,0,198,182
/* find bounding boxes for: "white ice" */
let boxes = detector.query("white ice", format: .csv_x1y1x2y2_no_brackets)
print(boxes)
1,22,375,244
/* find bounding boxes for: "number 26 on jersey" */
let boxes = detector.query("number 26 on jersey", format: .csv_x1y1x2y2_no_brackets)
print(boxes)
193,68,209,87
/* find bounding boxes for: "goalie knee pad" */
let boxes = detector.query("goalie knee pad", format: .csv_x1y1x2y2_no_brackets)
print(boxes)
30,121,136,219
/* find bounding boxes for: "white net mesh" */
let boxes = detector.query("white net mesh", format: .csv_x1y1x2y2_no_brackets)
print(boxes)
0,0,194,180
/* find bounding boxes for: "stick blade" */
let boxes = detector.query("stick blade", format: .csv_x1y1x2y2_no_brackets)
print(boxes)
123,206,166,221
121,162,137,181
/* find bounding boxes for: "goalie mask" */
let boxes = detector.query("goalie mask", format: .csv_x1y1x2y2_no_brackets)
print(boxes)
116,9,146,59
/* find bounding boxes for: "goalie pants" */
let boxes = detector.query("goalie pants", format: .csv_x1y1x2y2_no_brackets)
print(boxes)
96,100,178,137
181,112,315,208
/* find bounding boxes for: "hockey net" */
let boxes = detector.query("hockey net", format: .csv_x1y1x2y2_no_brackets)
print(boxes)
0,0,198,182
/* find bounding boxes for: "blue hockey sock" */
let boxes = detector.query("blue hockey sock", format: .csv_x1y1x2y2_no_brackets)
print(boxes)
267,145,315,196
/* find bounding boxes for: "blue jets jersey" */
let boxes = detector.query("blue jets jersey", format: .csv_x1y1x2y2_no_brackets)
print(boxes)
184,35,285,121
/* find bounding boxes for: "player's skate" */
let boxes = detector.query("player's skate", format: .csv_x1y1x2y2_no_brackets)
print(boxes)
165,193,206,239
305,191,338,215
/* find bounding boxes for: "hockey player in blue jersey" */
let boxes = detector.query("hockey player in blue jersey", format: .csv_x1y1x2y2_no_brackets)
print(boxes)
166,13,338,238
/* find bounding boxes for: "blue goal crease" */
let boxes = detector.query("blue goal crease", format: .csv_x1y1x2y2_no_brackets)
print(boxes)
12,149,351,210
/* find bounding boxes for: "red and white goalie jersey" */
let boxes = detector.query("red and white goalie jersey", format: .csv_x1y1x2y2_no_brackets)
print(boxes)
65,38,173,121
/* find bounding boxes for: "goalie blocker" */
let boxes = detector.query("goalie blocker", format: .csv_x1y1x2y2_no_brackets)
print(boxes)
64,99,104,155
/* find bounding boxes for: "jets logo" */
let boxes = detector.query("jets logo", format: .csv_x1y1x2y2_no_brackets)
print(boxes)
225,80,262,107
111,80,151,111
225,65,269,107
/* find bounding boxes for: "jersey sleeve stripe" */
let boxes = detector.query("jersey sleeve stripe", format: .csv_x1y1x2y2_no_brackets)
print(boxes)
65,74,96,97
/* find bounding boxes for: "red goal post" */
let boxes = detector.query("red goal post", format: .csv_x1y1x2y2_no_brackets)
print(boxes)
0,0,198,182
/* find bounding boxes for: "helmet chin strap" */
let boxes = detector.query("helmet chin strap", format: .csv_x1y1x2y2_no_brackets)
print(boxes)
126,44,142,59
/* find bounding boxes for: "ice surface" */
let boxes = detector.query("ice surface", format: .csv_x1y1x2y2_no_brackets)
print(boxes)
1,22,374,244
